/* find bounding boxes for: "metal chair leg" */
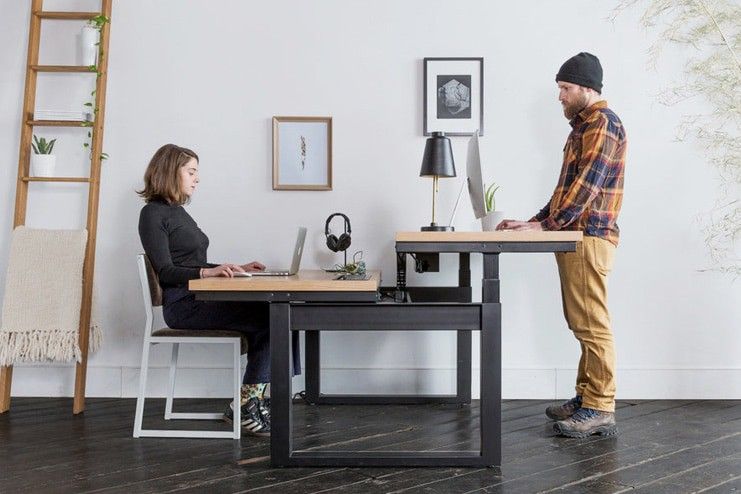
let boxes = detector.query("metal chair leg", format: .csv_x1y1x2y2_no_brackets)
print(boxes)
133,342,151,438
164,343,179,419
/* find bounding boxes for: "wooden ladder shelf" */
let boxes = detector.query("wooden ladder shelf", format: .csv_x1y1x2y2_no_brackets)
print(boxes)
0,0,113,415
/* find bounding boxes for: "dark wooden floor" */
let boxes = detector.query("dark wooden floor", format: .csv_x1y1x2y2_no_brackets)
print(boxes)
1,398,739,493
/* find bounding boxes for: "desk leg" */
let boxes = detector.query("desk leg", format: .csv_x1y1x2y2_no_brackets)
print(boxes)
481,253,502,468
270,303,292,466
457,253,472,404
305,331,320,404
395,252,407,302
456,331,472,403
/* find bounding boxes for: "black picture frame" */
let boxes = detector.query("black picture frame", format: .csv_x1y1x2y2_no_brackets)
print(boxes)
423,57,484,136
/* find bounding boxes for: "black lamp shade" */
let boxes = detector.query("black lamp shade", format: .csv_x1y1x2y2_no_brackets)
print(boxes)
420,131,456,177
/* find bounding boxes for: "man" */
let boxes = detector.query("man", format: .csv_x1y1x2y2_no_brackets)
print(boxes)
497,52,626,438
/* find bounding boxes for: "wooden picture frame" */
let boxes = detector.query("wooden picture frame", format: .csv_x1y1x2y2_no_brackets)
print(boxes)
423,57,484,136
272,116,333,190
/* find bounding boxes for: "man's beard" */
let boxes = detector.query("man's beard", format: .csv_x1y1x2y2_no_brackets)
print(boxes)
562,93,589,120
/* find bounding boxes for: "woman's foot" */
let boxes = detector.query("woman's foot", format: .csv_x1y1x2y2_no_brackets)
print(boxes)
223,396,270,437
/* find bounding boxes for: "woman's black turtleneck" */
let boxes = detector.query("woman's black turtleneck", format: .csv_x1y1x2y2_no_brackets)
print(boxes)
138,199,216,287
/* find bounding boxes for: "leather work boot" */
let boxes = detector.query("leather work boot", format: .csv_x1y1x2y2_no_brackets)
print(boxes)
553,407,618,438
545,395,582,421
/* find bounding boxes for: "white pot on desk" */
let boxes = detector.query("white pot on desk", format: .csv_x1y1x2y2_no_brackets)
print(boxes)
481,211,504,231
31,154,56,177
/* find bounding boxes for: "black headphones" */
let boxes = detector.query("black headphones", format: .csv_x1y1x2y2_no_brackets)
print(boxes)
324,213,352,252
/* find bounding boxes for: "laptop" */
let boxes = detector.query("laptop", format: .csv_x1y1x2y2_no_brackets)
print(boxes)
250,227,307,276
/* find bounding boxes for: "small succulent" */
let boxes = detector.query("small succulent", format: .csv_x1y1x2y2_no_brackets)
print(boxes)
32,135,56,154
484,182,500,213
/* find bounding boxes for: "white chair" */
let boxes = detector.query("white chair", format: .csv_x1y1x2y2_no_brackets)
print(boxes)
133,254,244,439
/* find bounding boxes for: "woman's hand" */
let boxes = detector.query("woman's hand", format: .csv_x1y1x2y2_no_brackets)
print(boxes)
241,261,266,273
201,264,246,278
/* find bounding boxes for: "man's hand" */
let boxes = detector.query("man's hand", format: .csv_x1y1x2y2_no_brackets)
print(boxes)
496,220,544,231
241,261,266,272
495,218,516,230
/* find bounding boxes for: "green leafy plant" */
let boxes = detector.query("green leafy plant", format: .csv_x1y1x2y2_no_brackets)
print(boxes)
484,182,500,213
32,135,56,154
611,0,740,276
88,14,109,30
80,14,111,162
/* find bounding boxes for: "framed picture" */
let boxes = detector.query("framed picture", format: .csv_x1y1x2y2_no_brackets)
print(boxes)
272,116,332,190
423,57,483,136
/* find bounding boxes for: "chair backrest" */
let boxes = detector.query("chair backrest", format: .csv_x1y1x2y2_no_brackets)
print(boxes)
137,254,163,308
137,254,155,339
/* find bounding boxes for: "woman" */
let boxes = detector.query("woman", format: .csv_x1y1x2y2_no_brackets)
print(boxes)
137,143,299,437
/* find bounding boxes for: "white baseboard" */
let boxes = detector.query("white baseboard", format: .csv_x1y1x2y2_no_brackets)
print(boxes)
7,365,741,399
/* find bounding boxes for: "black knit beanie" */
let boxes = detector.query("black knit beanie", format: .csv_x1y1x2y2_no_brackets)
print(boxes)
555,52,603,93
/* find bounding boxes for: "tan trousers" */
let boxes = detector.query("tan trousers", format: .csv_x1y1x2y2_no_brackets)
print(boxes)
555,236,616,412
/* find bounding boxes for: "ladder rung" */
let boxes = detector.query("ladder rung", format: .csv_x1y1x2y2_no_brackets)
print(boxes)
30,65,96,73
34,11,100,20
22,177,92,183
28,120,90,127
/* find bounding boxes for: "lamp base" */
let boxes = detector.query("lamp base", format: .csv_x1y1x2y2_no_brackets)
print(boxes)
421,224,455,232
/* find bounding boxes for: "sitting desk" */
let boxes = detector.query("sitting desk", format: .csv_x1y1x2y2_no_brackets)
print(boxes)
190,230,581,468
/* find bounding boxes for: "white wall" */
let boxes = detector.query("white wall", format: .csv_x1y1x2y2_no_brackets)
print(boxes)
1,0,738,400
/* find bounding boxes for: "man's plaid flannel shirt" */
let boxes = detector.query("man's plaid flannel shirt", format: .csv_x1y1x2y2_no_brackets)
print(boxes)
531,101,626,246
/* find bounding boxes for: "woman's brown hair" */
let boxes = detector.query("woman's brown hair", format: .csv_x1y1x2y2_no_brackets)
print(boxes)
137,144,199,204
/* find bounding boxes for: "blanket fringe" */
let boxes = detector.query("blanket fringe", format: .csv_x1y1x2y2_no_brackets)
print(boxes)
0,326,102,366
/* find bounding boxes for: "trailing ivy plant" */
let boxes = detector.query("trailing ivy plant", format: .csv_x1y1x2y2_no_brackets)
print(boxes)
80,14,111,163
611,0,740,276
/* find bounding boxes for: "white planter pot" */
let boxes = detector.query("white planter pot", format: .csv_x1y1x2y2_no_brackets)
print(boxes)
80,25,99,66
31,154,56,177
481,211,504,231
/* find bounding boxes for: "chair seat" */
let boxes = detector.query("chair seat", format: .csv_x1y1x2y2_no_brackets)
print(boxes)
152,328,248,354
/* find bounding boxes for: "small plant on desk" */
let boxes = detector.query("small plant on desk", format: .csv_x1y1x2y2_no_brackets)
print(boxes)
481,182,503,231
485,182,500,213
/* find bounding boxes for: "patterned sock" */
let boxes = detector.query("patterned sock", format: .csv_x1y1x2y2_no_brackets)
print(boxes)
241,383,267,400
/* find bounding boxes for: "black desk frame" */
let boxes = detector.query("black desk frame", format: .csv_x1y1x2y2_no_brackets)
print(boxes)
195,239,577,468
304,252,473,406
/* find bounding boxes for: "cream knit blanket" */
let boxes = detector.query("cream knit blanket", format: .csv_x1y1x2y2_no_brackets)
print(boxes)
0,227,101,365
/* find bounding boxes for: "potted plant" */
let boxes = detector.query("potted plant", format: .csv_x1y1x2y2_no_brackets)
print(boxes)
480,182,503,231
31,135,57,177
79,15,107,67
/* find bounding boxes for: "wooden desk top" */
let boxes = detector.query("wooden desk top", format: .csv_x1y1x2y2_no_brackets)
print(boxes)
189,269,381,292
396,231,582,242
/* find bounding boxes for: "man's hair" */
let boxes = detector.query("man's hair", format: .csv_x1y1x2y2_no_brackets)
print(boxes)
137,144,198,205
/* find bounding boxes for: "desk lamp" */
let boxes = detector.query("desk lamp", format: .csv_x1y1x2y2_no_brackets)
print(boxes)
420,131,456,231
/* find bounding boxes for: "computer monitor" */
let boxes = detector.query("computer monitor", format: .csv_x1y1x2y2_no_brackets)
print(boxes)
466,132,486,219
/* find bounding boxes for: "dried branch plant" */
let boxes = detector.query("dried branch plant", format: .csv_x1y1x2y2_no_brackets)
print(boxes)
611,0,740,276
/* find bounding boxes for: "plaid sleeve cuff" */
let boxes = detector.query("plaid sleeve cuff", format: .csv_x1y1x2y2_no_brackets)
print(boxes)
541,217,560,231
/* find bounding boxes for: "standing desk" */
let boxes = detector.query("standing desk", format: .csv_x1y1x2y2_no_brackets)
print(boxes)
394,230,582,467
189,230,580,468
